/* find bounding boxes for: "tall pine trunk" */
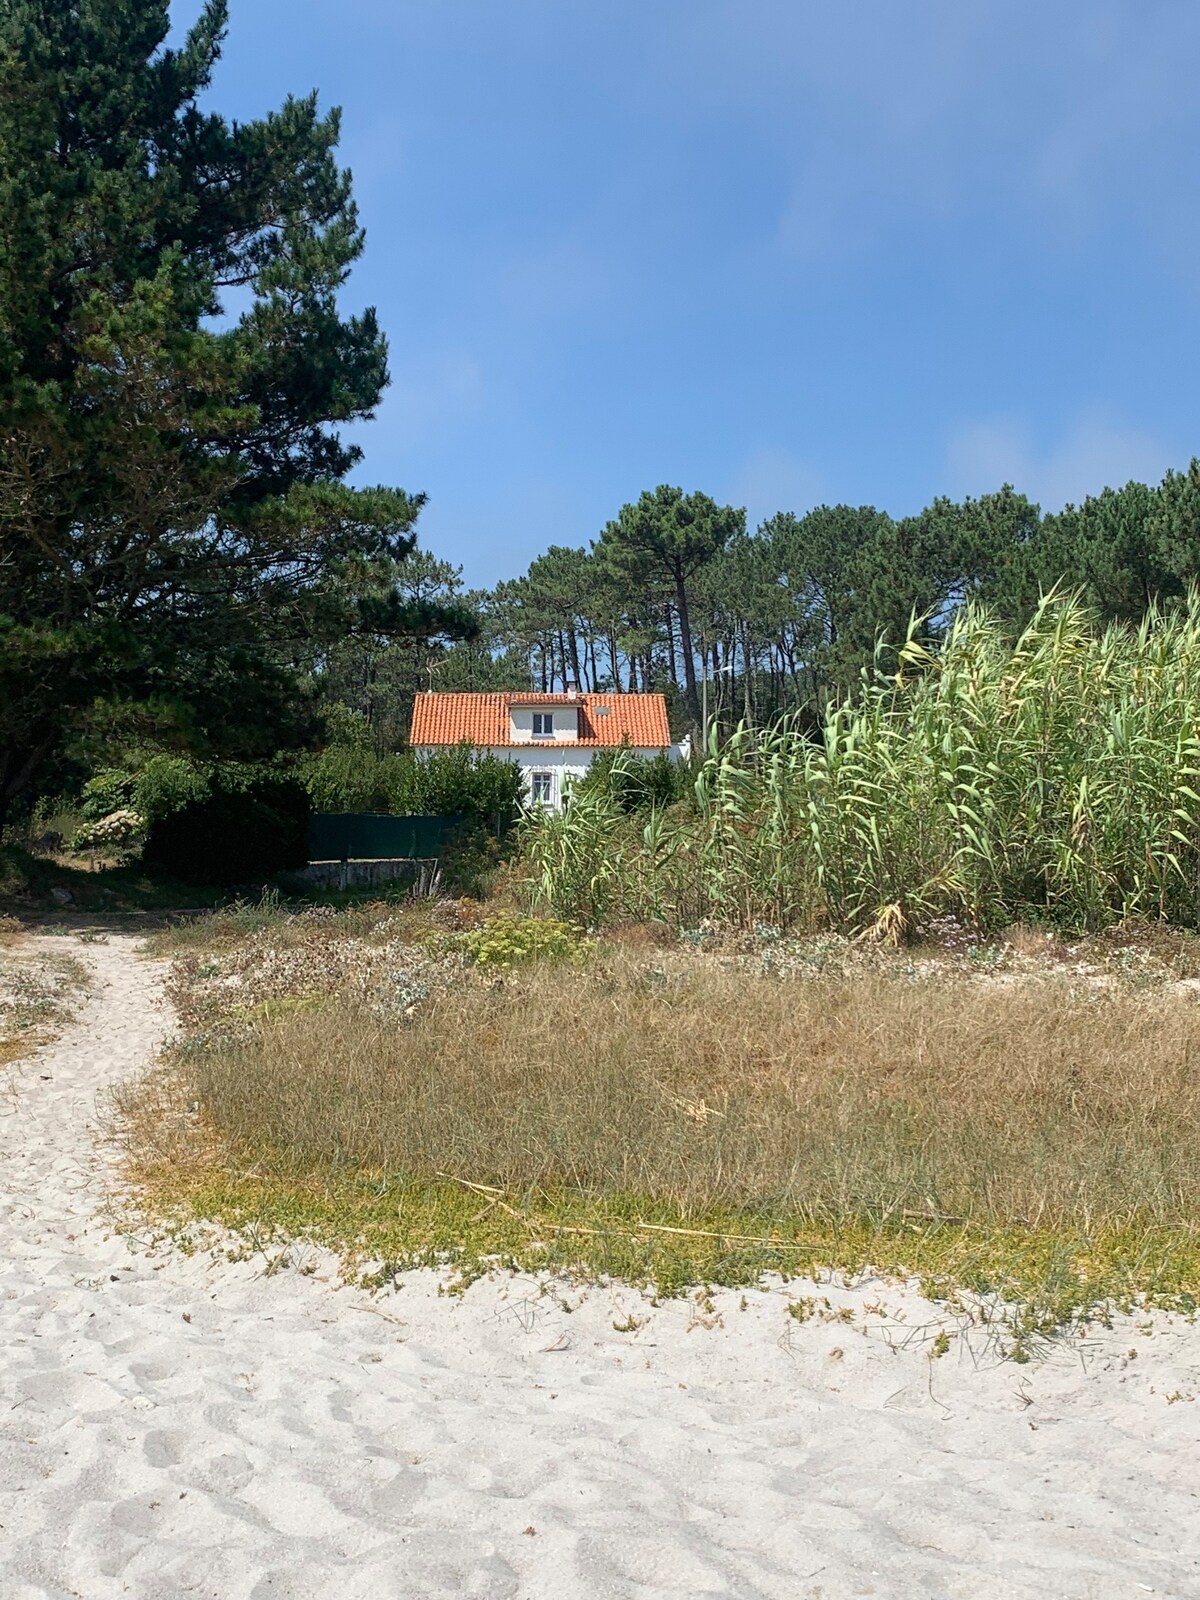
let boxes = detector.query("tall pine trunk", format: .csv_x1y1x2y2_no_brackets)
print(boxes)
742,623,755,725
607,629,622,690
673,564,700,720
663,606,681,690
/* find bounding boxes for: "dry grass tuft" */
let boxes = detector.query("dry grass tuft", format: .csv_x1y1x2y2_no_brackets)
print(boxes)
114,909,1200,1320
122,949,1200,1244
1000,924,1070,963
0,940,88,1063
162,907,453,1047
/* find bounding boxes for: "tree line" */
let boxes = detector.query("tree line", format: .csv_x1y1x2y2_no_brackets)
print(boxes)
324,468,1200,747
4,2,1200,837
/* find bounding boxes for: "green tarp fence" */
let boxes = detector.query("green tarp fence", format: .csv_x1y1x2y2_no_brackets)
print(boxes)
307,813,464,862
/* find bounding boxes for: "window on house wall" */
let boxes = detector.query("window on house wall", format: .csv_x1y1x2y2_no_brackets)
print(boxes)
532,712,554,737
531,771,554,806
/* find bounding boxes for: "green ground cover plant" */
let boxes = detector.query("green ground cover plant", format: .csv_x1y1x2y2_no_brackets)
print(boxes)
451,912,590,969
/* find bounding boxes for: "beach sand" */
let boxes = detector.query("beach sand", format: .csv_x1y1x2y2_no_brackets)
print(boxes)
2,932,1199,1599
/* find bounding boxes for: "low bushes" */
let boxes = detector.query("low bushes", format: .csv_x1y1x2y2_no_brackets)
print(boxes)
81,755,208,825
142,772,309,885
453,911,590,968
574,748,691,812
71,730,522,889
304,722,522,834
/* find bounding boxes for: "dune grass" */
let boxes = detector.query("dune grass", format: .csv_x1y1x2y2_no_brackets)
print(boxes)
527,593,1200,935
116,926,1200,1332
0,928,89,1064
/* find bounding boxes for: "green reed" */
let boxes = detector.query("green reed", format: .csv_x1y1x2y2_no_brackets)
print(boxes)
525,592,1200,933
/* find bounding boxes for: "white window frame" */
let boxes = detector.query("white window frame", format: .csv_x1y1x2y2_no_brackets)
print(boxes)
532,712,554,738
530,770,554,807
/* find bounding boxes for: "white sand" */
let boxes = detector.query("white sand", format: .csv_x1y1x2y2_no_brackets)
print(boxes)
2,934,1199,1599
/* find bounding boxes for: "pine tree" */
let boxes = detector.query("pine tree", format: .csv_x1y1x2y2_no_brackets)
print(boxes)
596,486,743,719
0,1,456,832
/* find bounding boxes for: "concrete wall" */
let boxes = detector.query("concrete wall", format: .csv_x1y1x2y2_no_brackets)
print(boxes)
292,858,441,892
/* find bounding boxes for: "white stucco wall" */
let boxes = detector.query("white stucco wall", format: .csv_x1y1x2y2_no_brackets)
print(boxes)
483,745,669,811
507,705,581,745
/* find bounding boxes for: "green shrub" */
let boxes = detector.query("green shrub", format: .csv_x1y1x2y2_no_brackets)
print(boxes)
395,746,523,829
142,772,309,885
575,748,691,813
456,912,591,969
132,755,210,824
305,743,388,814
82,756,210,826
80,768,136,821
303,708,385,812
304,739,523,834
438,823,508,899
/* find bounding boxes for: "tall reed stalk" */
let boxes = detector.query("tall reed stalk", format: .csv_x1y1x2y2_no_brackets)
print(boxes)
524,593,1200,933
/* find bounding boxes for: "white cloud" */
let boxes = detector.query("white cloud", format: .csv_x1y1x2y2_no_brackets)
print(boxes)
650,0,1200,273
943,409,1178,511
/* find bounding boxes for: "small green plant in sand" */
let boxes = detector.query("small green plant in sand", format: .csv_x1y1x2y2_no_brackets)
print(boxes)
0,941,88,1063
453,912,591,970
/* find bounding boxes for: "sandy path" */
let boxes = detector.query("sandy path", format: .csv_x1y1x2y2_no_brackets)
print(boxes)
2,933,1200,1599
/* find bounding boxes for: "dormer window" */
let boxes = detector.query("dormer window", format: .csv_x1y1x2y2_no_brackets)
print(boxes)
532,712,554,738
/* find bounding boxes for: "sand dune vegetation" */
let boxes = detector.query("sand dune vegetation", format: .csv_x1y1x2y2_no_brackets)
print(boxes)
527,593,1200,935
102,594,1200,1329
117,905,1200,1330
0,922,88,1065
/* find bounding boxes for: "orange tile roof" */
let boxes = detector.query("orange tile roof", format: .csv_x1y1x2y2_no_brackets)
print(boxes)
410,692,672,749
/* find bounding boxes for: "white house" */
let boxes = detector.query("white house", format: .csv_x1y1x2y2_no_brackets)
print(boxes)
409,690,685,812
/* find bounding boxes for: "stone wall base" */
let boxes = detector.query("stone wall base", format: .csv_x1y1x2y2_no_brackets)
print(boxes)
291,858,442,893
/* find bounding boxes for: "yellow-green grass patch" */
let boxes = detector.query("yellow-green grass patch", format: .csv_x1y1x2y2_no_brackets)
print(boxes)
116,947,1200,1334
118,1163,1200,1338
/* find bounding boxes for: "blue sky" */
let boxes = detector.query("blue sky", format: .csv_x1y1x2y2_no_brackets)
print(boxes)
172,1,1200,587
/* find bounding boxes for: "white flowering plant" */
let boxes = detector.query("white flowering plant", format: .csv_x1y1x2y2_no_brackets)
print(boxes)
70,809,146,852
